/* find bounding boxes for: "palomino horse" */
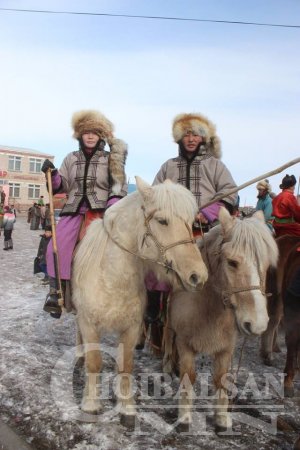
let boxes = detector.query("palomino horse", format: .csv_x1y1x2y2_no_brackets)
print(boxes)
163,208,278,432
72,177,208,425
260,235,300,366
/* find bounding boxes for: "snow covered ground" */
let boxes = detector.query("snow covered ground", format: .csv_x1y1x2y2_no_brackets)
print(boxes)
0,216,299,450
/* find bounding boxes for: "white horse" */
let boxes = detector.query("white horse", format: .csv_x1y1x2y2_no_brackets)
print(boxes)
72,176,208,425
163,208,279,432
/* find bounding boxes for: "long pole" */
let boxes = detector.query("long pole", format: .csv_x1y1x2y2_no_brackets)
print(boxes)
46,169,64,307
200,157,300,209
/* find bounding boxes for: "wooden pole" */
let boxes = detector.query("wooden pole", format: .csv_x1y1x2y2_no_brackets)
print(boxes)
46,169,64,307
200,157,300,209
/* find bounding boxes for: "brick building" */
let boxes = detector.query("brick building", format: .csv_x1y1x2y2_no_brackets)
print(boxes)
0,145,54,211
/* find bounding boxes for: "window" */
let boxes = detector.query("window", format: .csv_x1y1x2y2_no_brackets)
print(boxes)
0,180,8,185
9,183,21,198
29,158,42,173
28,184,41,199
8,156,22,171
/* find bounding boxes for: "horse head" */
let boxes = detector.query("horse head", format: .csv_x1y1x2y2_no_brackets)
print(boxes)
204,207,278,335
135,176,208,291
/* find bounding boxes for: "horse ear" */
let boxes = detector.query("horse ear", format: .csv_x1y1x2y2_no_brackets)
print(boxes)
135,176,153,201
252,210,265,223
218,206,235,235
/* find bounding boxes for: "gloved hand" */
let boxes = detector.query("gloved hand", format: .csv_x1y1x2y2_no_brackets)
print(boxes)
41,159,55,174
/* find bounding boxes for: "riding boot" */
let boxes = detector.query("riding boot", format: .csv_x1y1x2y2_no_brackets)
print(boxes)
3,241,9,251
43,277,63,317
8,239,13,250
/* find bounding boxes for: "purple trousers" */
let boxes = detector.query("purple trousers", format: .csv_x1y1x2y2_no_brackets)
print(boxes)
46,215,83,280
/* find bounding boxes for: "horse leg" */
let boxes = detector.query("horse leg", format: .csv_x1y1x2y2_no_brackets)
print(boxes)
284,334,297,398
176,339,196,428
117,325,140,427
213,350,232,433
162,324,176,375
272,328,282,353
75,320,85,365
79,322,102,414
260,316,282,365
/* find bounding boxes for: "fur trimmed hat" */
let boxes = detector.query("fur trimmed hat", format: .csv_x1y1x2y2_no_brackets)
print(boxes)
172,113,221,158
71,110,114,143
256,179,272,192
279,174,297,190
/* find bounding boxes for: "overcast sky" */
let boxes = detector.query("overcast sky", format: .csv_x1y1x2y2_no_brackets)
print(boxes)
0,0,299,206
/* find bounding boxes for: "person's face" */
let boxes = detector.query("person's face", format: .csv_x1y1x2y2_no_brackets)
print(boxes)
182,133,203,153
257,188,266,196
82,132,100,149
45,231,52,238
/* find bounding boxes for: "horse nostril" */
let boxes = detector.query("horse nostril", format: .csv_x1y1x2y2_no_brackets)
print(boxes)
189,273,199,286
244,322,252,334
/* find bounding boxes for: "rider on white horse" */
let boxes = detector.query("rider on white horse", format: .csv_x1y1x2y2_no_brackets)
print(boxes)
41,110,128,318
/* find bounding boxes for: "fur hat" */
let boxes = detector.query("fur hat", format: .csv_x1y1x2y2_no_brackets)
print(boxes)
71,110,114,143
256,179,272,192
279,174,297,190
172,113,221,158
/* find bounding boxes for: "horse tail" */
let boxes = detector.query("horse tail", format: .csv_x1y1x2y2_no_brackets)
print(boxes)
73,218,108,284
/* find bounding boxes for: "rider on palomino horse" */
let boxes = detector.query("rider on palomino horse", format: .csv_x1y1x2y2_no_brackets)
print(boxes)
41,110,128,318
272,174,300,237
145,113,238,325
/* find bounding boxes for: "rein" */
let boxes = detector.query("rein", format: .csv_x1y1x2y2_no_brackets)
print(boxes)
103,206,196,275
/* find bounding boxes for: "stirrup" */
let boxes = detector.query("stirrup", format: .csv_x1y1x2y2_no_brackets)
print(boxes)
43,291,62,314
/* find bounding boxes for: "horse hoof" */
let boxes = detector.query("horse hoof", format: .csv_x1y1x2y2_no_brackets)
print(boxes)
215,424,229,435
262,356,273,366
120,413,136,429
284,386,294,398
81,399,102,414
76,356,85,367
176,421,190,433
135,343,145,350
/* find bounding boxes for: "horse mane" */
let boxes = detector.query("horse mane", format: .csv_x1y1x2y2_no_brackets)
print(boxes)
147,181,198,223
73,181,198,284
73,218,109,284
200,215,278,269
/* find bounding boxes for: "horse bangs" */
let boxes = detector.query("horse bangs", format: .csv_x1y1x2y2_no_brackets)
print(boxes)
230,217,278,267
151,182,198,223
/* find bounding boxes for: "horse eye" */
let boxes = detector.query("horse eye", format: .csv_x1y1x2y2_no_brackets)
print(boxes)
157,218,168,226
228,259,238,268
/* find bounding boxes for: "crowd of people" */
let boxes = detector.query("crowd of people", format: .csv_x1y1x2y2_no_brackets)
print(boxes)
27,202,51,230
255,175,300,237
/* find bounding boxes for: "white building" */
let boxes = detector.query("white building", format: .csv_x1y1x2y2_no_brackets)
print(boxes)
0,145,54,211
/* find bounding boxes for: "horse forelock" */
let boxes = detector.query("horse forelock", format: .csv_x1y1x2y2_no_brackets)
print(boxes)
202,217,278,269
228,217,278,267
148,182,198,223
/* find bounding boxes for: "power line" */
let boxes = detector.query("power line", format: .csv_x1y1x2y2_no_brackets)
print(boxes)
0,7,299,29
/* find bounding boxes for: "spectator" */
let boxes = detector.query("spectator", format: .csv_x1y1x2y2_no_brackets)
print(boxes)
255,179,274,233
35,225,52,285
38,195,45,206
2,205,15,250
272,174,300,237
0,186,6,205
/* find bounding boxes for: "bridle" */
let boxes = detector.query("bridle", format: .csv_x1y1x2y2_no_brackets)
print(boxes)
202,234,270,308
103,205,197,274
141,206,196,272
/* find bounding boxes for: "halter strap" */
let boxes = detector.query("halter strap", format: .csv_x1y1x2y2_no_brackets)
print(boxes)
202,233,270,308
103,206,196,275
